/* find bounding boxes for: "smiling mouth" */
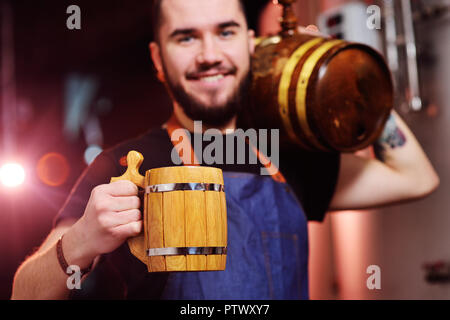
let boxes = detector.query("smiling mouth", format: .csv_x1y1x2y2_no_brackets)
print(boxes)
186,68,236,84
198,74,225,83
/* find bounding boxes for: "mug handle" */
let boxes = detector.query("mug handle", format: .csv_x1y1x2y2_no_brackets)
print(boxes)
110,150,147,265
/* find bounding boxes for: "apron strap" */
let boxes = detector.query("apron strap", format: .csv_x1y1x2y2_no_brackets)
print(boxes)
165,114,201,166
164,114,286,183
247,142,286,183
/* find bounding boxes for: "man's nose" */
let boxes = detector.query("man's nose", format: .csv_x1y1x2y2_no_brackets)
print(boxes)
196,35,223,66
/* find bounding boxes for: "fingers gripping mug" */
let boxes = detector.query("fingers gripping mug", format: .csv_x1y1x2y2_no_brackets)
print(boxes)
110,151,227,272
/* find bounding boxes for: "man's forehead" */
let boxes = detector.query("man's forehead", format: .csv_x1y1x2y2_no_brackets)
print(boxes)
160,0,246,31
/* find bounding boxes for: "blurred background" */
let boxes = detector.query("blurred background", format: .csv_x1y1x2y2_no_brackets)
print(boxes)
0,0,449,299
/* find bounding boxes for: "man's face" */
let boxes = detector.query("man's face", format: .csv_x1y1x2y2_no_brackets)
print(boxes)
151,0,254,126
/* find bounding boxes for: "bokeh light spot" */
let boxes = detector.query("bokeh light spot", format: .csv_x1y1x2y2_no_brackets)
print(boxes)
0,163,26,188
37,153,70,187
84,145,103,165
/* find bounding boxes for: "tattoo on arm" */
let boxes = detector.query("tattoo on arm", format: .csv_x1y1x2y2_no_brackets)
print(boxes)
374,114,407,160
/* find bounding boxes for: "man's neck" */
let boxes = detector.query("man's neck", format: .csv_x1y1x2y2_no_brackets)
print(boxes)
173,103,237,134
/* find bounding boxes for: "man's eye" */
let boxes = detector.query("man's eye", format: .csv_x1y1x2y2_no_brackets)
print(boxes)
178,36,194,44
220,30,235,38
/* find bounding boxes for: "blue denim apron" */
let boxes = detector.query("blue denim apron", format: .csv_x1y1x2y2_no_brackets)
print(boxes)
156,117,310,300
155,171,309,300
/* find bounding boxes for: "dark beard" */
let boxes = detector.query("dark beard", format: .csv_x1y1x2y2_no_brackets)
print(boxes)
165,71,251,127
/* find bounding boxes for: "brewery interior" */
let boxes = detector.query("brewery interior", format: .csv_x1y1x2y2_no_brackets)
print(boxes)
0,0,449,299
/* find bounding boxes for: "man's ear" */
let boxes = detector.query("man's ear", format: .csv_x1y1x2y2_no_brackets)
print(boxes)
149,42,165,83
248,29,256,55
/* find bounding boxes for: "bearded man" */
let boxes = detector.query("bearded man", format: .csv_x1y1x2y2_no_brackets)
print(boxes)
12,0,438,299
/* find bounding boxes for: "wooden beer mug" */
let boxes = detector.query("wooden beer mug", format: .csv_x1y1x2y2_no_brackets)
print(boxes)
111,151,227,272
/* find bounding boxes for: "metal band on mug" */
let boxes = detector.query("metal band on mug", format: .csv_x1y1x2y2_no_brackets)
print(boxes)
146,183,224,194
147,247,227,257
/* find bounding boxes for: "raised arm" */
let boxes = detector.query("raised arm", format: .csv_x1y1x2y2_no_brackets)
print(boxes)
329,111,439,211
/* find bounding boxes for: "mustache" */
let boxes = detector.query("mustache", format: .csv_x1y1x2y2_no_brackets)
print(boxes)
186,65,237,80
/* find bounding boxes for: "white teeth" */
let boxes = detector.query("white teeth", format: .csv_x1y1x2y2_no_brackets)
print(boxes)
200,74,224,83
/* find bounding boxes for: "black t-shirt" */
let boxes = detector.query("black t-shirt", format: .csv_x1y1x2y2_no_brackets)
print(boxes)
55,126,340,226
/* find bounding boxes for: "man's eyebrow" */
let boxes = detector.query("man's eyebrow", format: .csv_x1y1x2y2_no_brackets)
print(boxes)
169,21,242,38
218,21,241,29
169,28,196,39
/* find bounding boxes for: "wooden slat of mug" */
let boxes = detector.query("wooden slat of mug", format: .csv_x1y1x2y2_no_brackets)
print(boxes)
203,167,224,270
148,193,166,271
205,191,222,270
216,168,227,270
148,169,166,272
162,167,186,271
184,167,207,271
220,191,227,270
144,172,151,272
163,191,186,271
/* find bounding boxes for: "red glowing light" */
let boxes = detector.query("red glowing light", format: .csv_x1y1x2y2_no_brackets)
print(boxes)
37,153,70,187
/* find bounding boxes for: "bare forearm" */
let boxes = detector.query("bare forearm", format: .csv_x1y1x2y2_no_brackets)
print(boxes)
11,242,72,300
11,221,97,300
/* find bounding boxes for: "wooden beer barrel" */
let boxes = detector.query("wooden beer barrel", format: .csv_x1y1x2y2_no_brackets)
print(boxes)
145,166,227,272
247,34,393,152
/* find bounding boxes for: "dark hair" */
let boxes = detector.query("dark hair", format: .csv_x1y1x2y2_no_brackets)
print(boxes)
151,0,247,42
